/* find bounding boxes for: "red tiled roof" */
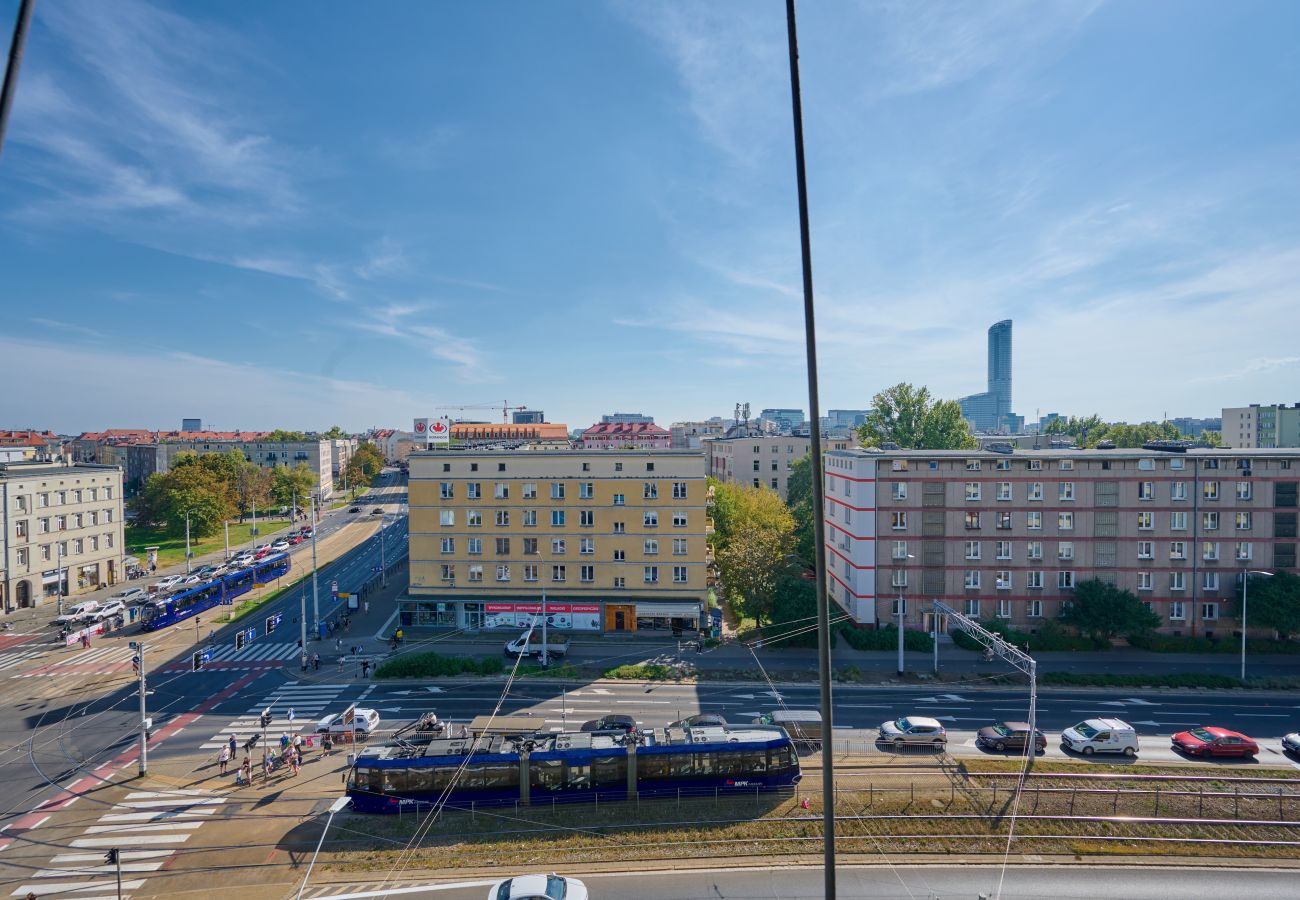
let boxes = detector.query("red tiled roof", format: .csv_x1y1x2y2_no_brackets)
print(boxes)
0,430,59,445
75,429,154,442
581,422,669,437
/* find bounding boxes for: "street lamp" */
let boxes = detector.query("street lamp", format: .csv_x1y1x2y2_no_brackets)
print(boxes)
1239,568,1274,681
296,796,350,899
184,509,197,575
897,553,915,677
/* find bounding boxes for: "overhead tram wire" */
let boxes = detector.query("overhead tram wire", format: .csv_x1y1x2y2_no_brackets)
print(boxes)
0,0,35,164
784,1,837,896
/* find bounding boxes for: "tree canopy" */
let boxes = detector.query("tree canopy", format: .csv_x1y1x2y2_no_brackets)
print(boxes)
1233,571,1300,639
265,429,308,442
271,463,319,509
708,480,797,625
857,383,978,450
1044,415,1184,448
321,425,349,439
1060,578,1161,642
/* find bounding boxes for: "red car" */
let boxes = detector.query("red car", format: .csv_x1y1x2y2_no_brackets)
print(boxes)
1171,726,1258,758
288,534,305,545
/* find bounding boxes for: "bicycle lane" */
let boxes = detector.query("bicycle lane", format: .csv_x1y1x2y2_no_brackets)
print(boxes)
0,670,264,853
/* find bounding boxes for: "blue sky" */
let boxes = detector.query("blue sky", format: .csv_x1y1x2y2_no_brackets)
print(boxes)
2,0,1298,433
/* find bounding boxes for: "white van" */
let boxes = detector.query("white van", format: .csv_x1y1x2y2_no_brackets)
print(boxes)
754,710,823,746
1060,718,1139,756
55,601,99,625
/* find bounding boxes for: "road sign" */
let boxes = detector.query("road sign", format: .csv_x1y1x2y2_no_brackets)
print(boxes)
331,580,338,603
131,654,141,674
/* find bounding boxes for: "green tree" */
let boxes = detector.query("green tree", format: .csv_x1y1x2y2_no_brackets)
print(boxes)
321,425,349,439
137,465,233,539
715,527,792,625
1200,430,1223,448
1059,579,1161,642
271,463,318,510
233,463,272,521
766,576,820,647
708,480,795,550
785,454,817,567
351,442,384,478
1233,571,1300,639
857,383,977,450
265,429,308,442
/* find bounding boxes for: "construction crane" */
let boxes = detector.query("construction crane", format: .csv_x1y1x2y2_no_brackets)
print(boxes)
435,401,529,424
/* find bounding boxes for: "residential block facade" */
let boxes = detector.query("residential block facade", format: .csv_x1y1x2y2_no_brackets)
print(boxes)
1223,404,1300,449
2,461,126,612
823,448,1300,637
406,449,708,633
707,435,851,500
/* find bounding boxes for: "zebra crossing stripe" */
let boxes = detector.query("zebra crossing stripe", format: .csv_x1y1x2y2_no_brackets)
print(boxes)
9,879,147,896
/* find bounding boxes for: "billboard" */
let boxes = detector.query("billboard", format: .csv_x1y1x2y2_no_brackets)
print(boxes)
413,418,429,443
429,416,450,444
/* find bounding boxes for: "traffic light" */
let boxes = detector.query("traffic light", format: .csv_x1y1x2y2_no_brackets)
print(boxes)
260,707,273,729
104,848,119,865
235,630,246,652
265,614,277,635
191,651,203,672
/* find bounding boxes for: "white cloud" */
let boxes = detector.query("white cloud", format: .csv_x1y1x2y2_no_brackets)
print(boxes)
349,304,494,381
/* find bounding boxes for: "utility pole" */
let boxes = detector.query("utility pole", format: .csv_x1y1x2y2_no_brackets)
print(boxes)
184,510,192,575
541,589,548,668
135,642,148,776
379,515,387,588
224,520,230,560
105,848,122,900
55,539,64,617
251,494,258,546
310,494,320,640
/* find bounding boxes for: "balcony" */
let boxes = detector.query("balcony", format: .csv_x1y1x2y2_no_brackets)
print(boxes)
705,517,715,535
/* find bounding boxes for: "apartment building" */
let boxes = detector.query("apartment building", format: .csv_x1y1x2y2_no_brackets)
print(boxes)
406,449,708,633
823,447,1300,638
707,435,852,500
2,461,126,613
1223,404,1300,449
578,422,671,450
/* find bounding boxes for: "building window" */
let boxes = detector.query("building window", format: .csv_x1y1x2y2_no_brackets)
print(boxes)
523,538,538,555
613,576,626,588
1201,602,1219,621
38,492,48,508
1236,511,1252,530
893,459,909,471
1137,570,1154,591
440,564,455,581
440,537,455,553
1057,512,1073,530
643,511,659,527
1170,571,1186,591
468,538,482,555
644,539,659,555
1060,459,1074,470
644,566,659,584
613,549,626,561
1137,541,1153,559
996,482,1012,501
439,510,455,527
613,493,625,506
578,482,594,499
16,547,27,566
1026,571,1044,589
552,538,566,555
1203,481,1220,500
965,482,981,501
964,598,981,616
892,483,907,500
1138,458,1155,471
1235,542,1253,561
996,597,1012,618
1138,482,1154,501
495,510,510,527
1170,511,1187,531
551,482,566,500
1058,571,1076,590
468,565,483,582
467,510,483,527
581,537,595,555
613,522,625,534
964,570,981,589
1027,511,1042,530
1203,512,1219,531
1059,482,1075,501
1202,541,1219,560
1057,542,1074,561
891,569,907,588
1028,482,1043,500
672,538,688,555
964,511,981,529
672,512,687,527
891,512,907,530
996,571,1012,590
1027,459,1042,471
1027,541,1043,560
1027,598,1043,617
467,483,481,499
579,510,594,527
523,564,539,582
439,482,454,499
496,565,511,582
1169,541,1186,560
1169,601,1185,620
522,510,537,527
1137,511,1153,530
551,510,566,527
671,565,688,583
1171,481,1187,500
753,460,761,472
523,483,538,499
995,459,1011,471
891,540,908,560
965,541,981,560
643,482,658,500
1204,572,1220,591
493,483,509,500
493,537,509,555
15,520,27,539
1236,481,1252,500
966,459,981,471
551,565,566,582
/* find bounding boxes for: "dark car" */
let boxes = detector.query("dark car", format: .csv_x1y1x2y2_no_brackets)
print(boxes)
349,506,361,513
1172,726,1259,758
976,721,1047,753
668,713,728,729
371,507,384,515
580,714,637,734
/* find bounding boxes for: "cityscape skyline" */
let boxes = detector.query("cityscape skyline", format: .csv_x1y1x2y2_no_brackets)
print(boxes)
2,1,1298,430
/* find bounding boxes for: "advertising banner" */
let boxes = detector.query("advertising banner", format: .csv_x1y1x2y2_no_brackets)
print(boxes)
429,417,451,445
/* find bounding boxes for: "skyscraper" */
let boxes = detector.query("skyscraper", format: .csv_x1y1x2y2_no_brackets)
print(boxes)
959,320,1014,432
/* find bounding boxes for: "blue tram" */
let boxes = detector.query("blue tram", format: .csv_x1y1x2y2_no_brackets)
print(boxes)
345,723,801,814
139,552,291,632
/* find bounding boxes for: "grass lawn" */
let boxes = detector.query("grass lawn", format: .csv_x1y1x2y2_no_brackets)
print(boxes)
126,518,296,568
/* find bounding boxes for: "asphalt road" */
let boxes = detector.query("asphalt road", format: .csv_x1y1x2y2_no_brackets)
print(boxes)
322,865,1300,899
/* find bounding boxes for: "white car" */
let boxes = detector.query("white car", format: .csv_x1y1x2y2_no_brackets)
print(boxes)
88,600,126,622
488,875,588,900
55,601,99,625
154,574,185,590
879,716,948,747
315,707,381,737
271,539,291,552
1282,732,1300,755
111,587,148,604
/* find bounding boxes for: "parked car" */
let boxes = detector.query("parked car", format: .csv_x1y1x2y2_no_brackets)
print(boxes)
669,713,728,729
271,539,291,552
488,875,587,900
371,507,384,515
504,632,570,658
193,565,219,579
110,587,148,605
1283,732,1300,755
230,555,255,568
315,707,381,737
288,534,305,545
254,548,274,560
1172,726,1259,758
580,714,637,735
299,528,314,539
55,601,99,625
87,600,126,623
976,721,1047,753
349,506,361,513
179,574,202,585
879,716,947,747
1060,718,1139,756
154,574,185,591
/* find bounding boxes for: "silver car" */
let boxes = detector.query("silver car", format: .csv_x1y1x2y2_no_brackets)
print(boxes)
879,715,947,747
1283,732,1300,755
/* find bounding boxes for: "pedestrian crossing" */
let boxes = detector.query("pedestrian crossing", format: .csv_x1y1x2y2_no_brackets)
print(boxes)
0,645,49,672
159,641,304,672
8,789,225,899
197,682,353,750
12,646,135,678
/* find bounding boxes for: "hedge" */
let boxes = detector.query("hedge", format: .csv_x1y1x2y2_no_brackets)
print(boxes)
952,619,1104,652
1042,671,1243,689
374,652,503,679
1127,632,1300,655
838,623,934,652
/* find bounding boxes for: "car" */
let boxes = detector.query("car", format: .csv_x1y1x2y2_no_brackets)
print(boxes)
287,534,304,545
1171,726,1259,758
154,574,185,590
879,716,947,747
488,874,588,900
254,547,274,560
316,707,381,737
55,601,100,625
299,528,314,539
271,540,291,552
669,713,728,729
976,721,1047,753
230,555,255,568
371,507,383,515
580,714,638,735
1283,732,1300,755
1060,718,1140,756
87,600,126,622
179,574,202,585
193,565,219,578
111,587,148,604
349,506,361,513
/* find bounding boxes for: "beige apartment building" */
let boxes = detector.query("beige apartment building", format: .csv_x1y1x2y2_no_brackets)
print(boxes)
823,447,1300,638
707,434,851,500
2,461,126,613
406,449,708,633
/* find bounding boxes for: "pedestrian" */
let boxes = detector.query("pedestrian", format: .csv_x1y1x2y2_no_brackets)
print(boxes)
363,600,370,615
262,752,272,781
343,618,350,633
312,652,320,671
322,735,333,757
335,637,342,652
361,659,370,678
218,744,230,775
301,652,308,671
280,733,290,751
337,656,344,674
290,750,300,777
229,734,238,759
